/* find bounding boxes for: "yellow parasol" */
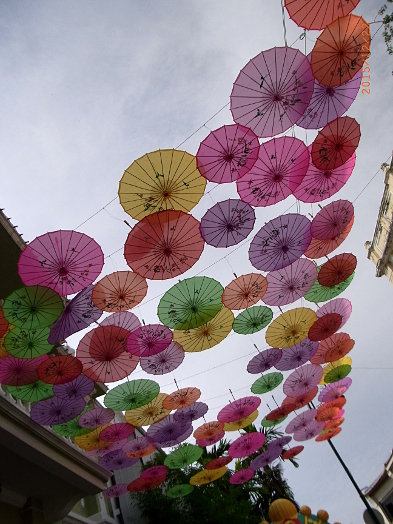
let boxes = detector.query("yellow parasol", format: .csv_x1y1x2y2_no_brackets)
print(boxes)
189,466,227,486
74,424,111,451
223,410,258,431
265,307,317,349
173,307,234,353
125,393,171,426
119,149,206,220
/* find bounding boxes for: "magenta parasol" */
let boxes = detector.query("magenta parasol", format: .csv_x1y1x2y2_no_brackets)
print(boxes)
230,46,314,138
99,423,135,442
250,442,282,469
101,311,141,332
196,430,225,447
53,374,94,399
275,339,318,371
249,214,311,272
141,465,169,480
0,355,47,386
311,200,354,241
283,363,323,397
285,409,317,434
196,124,260,183
126,324,173,358
217,396,261,423
228,432,266,458
247,347,282,374
78,407,115,428
173,402,209,424
200,199,255,248
102,484,129,498
316,298,352,330
263,258,317,306
293,419,325,442
146,415,190,445
30,396,86,426
18,230,104,296
99,450,139,471
140,341,184,375
230,468,255,485
237,137,309,207
318,377,352,402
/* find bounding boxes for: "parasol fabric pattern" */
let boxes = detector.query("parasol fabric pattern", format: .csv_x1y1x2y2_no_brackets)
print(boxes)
173,401,208,424
304,266,355,303
100,311,141,332
91,271,148,312
140,341,185,375
4,326,53,359
317,253,357,287
30,395,86,426
247,348,282,374
104,379,160,411
305,216,354,259
284,0,360,30
275,339,318,371
222,273,268,310
232,306,273,335
224,410,258,431
164,444,203,469
217,396,261,423
265,307,317,348
162,387,201,410
283,363,324,397
228,432,266,458
126,324,173,358
311,200,354,241
230,468,255,485
125,393,171,426
251,372,283,394
37,355,83,386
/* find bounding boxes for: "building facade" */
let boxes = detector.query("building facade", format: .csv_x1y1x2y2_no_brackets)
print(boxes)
364,449,393,523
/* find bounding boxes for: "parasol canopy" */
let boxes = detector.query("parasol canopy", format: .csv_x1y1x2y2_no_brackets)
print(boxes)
122,437,156,458
37,355,83,385
217,396,261,423
0,308,9,338
237,137,309,207
283,363,324,397
196,431,225,447
281,446,304,460
282,387,318,410
247,348,282,374
196,123,260,183
18,230,104,296
266,404,296,421
315,427,342,441
158,425,193,448
228,432,266,458
119,149,206,220
232,306,273,335
322,332,355,362
251,372,283,394
124,210,204,280
173,401,209,424
4,326,53,359
99,450,138,471
304,267,354,303
200,199,255,248
100,311,141,332
53,374,94,400
189,467,227,486
104,379,160,412
141,465,169,480
193,421,224,440
7,381,53,403
230,468,255,485
275,339,318,371
102,484,129,498
164,444,203,469
308,313,342,342
126,324,172,358
250,442,282,469
318,253,357,287
316,405,340,422
146,414,190,444
311,201,354,243
162,387,201,410
324,417,344,431
230,46,314,138
266,307,317,348
318,377,352,402
322,357,352,383
127,475,167,493
223,410,258,431
78,407,115,429
158,276,224,331
125,393,171,426
166,484,194,498
284,0,360,30
261,415,287,428
206,456,233,470
52,407,95,438
317,299,352,332
30,396,85,426
91,271,147,312
294,419,325,441
285,409,317,434
74,428,123,452
0,354,47,386
99,423,135,442
249,214,312,272
222,273,268,310
140,341,185,375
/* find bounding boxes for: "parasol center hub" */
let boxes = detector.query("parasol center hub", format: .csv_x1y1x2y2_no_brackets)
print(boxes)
323,170,333,179
226,222,235,232
202,329,210,337
163,247,172,257
163,191,171,199
273,93,283,102
288,285,295,292
191,305,198,313
224,153,235,162
334,143,343,151
59,267,68,276
291,329,298,336
119,294,125,300
326,87,335,97
281,245,289,253
27,341,34,349
273,172,283,182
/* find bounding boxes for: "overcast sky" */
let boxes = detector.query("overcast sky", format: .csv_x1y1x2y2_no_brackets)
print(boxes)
1,1,393,522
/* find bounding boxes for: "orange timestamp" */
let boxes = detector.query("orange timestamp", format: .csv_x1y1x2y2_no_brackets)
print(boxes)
361,22,371,94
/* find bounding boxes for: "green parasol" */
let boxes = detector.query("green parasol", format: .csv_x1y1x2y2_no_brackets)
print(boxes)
164,444,203,469
251,372,283,394
4,326,53,359
53,407,94,437
157,276,223,330
2,286,63,329
324,364,352,383
104,379,160,411
166,484,194,498
261,415,287,427
232,306,273,335
304,267,355,303
7,380,54,402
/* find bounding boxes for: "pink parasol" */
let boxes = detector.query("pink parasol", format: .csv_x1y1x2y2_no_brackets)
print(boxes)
311,200,354,241
293,148,356,203
100,311,141,333
99,423,135,442
102,484,129,498
263,258,317,306
249,214,312,272
126,324,173,358
247,347,282,374
237,137,309,207
283,363,323,397
230,46,314,138
0,354,47,386
141,465,169,480
282,387,318,410
250,442,282,469
200,199,255,248
140,341,184,375
230,468,255,485
317,298,352,330
122,437,156,458
18,230,104,296
196,124,260,183
146,415,190,444
78,407,115,428
52,374,94,399
228,432,266,458
30,396,86,426
318,377,352,402
77,326,139,383
48,284,103,344
305,216,354,260
196,430,225,447
293,419,325,442
98,450,139,471
173,402,209,424
285,409,317,434
275,339,319,371
217,396,261,423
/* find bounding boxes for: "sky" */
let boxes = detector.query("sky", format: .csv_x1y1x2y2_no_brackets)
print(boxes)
1,1,393,522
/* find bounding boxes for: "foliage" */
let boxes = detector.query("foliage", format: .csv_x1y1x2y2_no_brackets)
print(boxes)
379,0,393,57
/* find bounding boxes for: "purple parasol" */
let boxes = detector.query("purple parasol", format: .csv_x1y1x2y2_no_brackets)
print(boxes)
228,432,266,458
316,298,352,330
0,355,48,386
247,348,282,374
53,374,95,399
78,407,115,428
98,450,139,471
101,311,141,333
196,430,225,447
275,339,319,371
237,137,309,207
318,377,352,402
173,402,209,424
250,442,282,469
122,437,155,457
196,124,260,183
126,324,173,357
293,419,325,442
30,396,85,426
283,363,323,397
146,415,190,444
285,409,317,434
158,425,193,448
140,341,185,375
200,199,255,248
230,468,255,485
249,214,312,272
102,484,129,498
217,396,261,423
263,258,317,306
230,46,314,138
100,423,135,442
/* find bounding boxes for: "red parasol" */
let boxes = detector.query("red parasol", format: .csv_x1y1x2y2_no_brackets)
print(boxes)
193,421,224,440
316,298,352,330
99,423,135,442
0,355,47,386
124,210,204,280
305,216,354,259
141,465,169,480
0,308,9,338
322,332,355,362
126,324,173,358
162,387,201,410
308,313,342,342
282,387,318,410
281,445,304,460
228,432,266,458
318,253,357,287
206,456,233,470
217,396,261,423
315,427,342,441
37,355,83,385
102,484,129,498
285,0,360,30
266,404,296,421
92,271,147,312
311,200,354,241
127,475,166,493
222,273,268,310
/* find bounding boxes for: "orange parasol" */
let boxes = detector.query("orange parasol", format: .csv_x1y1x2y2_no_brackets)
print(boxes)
162,387,201,410
322,332,355,362
222,273,268,310
322,397,347,410
324,417,344,431
265,307,317,348
318,253,357,287
284,0,360,31
193,421,224,440
305,215,354,259
315,427,341,441
308,313,342,342
91,271,147,312
316,405,340,422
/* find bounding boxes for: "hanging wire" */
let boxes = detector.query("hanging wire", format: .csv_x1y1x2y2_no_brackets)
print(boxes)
280,0,288,46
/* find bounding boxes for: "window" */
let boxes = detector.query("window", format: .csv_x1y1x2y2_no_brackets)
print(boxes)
383,192,392,218
375,225,383,251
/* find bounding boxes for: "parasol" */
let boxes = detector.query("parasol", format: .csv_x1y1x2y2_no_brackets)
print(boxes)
283,363,324,397
140,341,185,375
285,409,317,434
266,404,296,421
247,348,282,374
293,419,326,441
189,467,227,486
163,387,201,410
271,436,292,448
308,313,342,342
217,396,261,423
275,339,318,371
141,466,169,480
0,308,9,338
91,271,147,312
99,423,135,442
224,410,259,431
48,284,102,344
146,414,190,444
173,401,208,424
281,446,304,460
124,210,204,280
196,123,260,183
52,374,94,399
305,216,354,260
232,306,273,335
266,307,317,348
311,117,361,171
158,425,193,448
196,431,225,447
322,397,347,410
249,214,312,272
324,417,344,431
30,396,85,426
84,439,127,456
310,200,354,240
52,407,95,438
77,325,139,383
228,432,266,458
172,307,234,353
334,409,345,419
230,468,255,485
2,286,63,330
37,355,83,385
102,484,129,498
164,444,203,469
285,0,360,30
251,372,283,394
237,137,309,207
7,381,53,403
119,149,206,220
200,199,255,248
316,405,340,422
282,387,318,410
322,357,352,383
263,259,317,307
222,273,268,310
304,267,354,303
126,324,172,358
0,354,47,386
4,326,53,359
104,379,160,411
206,456,233,470
310,15,370,87
18,230,104,296
250,443,282,469
193,421,224,440
317,253,357,287
158,276,224,330
100,311,141,332
74,425,113,451
125,393,171,426
322,332,355,362
262,415,287,427
316,298,352,330
99,450,138,471
127,475,167,493
318,377,352,402
230,46,314,138
166,484,194,498
78,407,115,428
315,427,342,441
122,437,156,458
